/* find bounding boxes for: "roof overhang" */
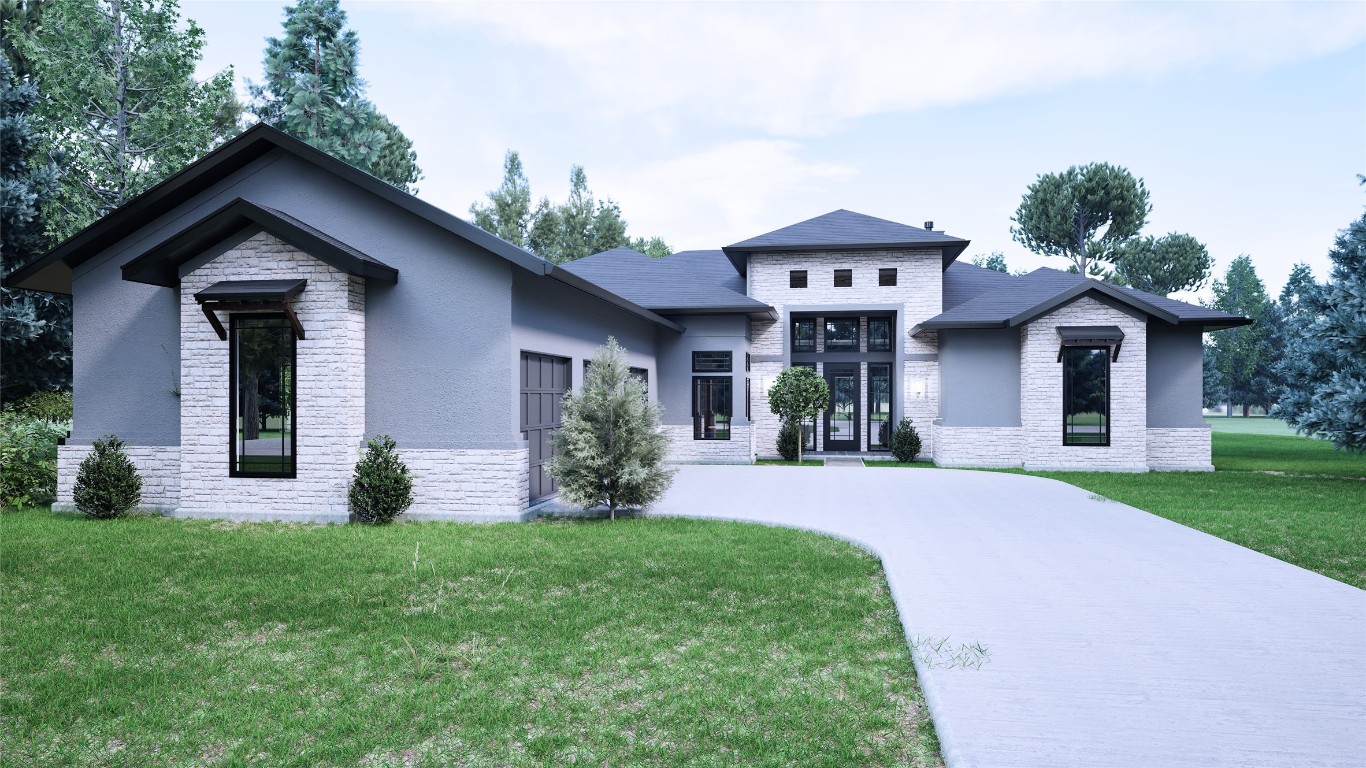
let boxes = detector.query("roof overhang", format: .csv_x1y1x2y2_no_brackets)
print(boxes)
1057,325,1125,362
120,198,397,287
193,278,309,341
658,305,779,321
720,238,971,276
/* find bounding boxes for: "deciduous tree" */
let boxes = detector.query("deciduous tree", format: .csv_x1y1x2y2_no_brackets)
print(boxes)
970,252,1008,273
767,367,829,464
1011,162,1151,277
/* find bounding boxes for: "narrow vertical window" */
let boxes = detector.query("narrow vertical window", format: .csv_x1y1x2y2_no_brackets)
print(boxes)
230,315,296,477
867,318,892,352
1062,347,1110,446
833,269,852,287
789,270,807,288
868,364,892,451
746,377,752,421
879,268,897,286
693,377,732,440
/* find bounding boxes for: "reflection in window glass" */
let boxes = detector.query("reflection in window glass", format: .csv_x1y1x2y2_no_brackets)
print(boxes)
231,315,295,477
868,364,891,450
868,318,892,352
824,318,858,350
792,319,815,352
1063,347,1110,446
693,376,732,440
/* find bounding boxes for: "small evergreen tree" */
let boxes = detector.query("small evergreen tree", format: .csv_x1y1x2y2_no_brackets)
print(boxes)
73,434,142,518
890,418,922,463
768,367,829,464
549,338,673,519
349,435,413,524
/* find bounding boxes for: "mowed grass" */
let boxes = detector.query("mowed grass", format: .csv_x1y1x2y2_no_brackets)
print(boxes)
1019,432,1366,588
1204,415,1299,436
0,513,941,767
754,458,825,466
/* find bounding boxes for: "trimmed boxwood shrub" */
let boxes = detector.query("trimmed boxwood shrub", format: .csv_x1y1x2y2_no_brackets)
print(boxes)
349,435,414,524
73,435,143,519
776,420,801,461
890,418,922,463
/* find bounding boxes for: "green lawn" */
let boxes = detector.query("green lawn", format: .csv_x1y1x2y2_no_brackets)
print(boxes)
1204,415,1299,436
0,513,941,767
755,458,825,466
1019,432,1366,588
863,460,936,468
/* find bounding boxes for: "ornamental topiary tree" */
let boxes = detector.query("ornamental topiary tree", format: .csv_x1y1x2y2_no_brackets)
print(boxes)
349,435,414,524
73,434,142,519
890,418,922,463
549,337,673,519
768,367,829,463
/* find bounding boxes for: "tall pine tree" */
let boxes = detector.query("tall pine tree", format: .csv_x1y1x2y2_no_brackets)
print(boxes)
1208,255,1275,416
0,52,66,399
250,0,420,191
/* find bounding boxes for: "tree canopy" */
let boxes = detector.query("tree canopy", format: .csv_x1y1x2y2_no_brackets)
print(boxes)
768,367,829,463
250,0,420,191
1111,232,1212,296
1207,255,1276,416
970,252,1009,273
470,151,671,263
1273,210,1366,451
1010,162,1151,276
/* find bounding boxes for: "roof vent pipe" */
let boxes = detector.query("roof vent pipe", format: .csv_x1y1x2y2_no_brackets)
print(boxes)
924,221,934,231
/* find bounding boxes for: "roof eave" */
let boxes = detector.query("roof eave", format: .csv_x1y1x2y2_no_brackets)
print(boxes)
720,238,971,275
657,305,778,321
1007,280,1180,328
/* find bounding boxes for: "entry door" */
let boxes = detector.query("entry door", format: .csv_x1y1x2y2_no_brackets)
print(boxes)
520,352,570,501
823,364,860,451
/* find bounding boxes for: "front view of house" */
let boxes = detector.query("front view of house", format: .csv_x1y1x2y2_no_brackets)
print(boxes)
6,125,1249,522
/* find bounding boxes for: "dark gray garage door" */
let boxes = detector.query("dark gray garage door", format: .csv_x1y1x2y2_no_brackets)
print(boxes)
520,352,570,501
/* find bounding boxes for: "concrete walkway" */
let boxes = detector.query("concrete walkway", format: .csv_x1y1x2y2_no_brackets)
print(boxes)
650,465,1366,768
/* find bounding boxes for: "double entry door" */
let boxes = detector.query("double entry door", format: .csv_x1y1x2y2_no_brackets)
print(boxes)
823,364,860,451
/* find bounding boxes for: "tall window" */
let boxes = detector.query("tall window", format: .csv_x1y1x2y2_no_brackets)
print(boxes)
692,351,732,372
867,318,892,352
794,363,817,451
1063,347,1110,446
230,315,296,477
868,364,892,451
824,318,858,350
792,319,816,352
693,377,732,440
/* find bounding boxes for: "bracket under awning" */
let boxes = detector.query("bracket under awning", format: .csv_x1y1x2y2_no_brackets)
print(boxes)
194,279,307,341
1056,325,1124,362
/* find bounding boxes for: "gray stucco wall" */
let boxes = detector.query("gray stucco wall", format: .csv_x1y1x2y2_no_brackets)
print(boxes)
938,328,1022,427
656,314,750,427
509,269,661,432
1146,325,1206,428
66,149,520,449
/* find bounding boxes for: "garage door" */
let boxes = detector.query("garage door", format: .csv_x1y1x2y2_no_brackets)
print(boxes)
520,352,571,502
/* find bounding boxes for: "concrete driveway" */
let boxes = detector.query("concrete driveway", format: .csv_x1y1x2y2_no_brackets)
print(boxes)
650,465,1366,768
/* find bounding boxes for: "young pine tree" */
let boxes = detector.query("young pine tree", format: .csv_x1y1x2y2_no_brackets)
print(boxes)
549,338,673,519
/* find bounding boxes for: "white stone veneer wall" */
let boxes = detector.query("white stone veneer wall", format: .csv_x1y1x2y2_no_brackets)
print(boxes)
399,448,531,521
932,426,1023,468
1146,428,1214,471
177,232,366,521
1020,297,1148,471
55,444,181,510
664,425,754,463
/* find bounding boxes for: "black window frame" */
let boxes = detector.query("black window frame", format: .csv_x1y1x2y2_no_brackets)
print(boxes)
824,318,859,350
792,318,816,352
1062,346,1111,447
833,268,853,287
228,313,298,479
789,270,808,288
879,268,898,286
867,317,893,352
692,351,732,373
692,376,733,441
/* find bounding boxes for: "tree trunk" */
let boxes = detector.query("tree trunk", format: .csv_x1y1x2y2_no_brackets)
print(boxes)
112,0,130,207
796,419,802,464
244,374,261,441
1242,403,1251,418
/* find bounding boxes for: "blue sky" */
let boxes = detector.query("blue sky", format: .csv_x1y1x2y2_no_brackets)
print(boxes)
185,0,1366,301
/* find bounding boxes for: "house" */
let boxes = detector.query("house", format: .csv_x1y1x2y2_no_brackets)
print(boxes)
5,125,1250,522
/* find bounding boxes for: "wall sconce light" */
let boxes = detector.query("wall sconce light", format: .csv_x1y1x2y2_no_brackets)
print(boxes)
909,377,928,400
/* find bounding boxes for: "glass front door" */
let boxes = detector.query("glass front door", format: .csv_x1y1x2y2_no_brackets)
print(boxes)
823,364,860,451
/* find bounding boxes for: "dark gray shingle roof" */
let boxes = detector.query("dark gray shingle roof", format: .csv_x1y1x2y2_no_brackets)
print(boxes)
721,209,970,273
663,250,746,294
923,267,1250,330
942,261,1019,310
560,247,775,318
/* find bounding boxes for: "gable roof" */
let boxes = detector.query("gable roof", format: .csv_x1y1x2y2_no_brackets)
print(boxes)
120,198,398,287
4,122,548,293
921,267,1251,331
721,209,971,274
560,247,776,319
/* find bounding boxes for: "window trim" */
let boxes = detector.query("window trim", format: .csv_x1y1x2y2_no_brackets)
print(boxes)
692,376,733,440
878,268,897,287
833,268,852,288
1061,345,1111,447
228,313,298,479
789,270,808,288
692,350,732,372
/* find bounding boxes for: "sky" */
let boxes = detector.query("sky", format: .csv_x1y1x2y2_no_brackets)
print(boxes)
184,0,1366,303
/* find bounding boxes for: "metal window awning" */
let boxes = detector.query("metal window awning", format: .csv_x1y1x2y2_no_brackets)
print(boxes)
1057,325,1124,362
194,279,307,341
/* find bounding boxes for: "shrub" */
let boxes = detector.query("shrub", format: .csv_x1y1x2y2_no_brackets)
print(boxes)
550,337,674,519
14,391,73,423
0,410,65,510
73,435,142,519
349,435,414,524
776,420,801,461
890,418,922,463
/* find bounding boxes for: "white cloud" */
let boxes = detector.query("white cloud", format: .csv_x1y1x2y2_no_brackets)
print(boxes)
400,1,1364,136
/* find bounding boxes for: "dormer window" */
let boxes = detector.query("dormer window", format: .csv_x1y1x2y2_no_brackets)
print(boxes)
833,269,852,287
